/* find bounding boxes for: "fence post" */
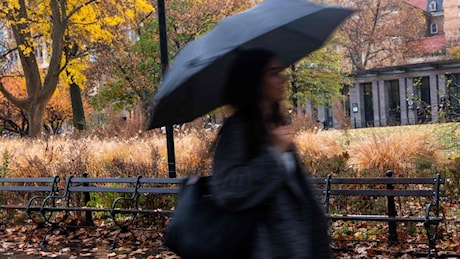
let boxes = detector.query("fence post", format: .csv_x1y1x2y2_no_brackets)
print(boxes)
386,170,398,243
83,172,93,226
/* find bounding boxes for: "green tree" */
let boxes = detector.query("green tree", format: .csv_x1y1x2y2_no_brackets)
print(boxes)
288,43,351,111
88,0,252,115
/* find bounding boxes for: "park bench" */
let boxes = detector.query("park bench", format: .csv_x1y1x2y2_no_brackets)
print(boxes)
1,172,444,257
39,173,183,250
316,171,444,258
0,176,60,243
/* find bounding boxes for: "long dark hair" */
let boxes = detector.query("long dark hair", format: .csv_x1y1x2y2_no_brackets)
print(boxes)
223,49,287,160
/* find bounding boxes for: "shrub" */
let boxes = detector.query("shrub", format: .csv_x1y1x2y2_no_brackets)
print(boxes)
290,113,320,132
439,157,460,198
346,131,440,176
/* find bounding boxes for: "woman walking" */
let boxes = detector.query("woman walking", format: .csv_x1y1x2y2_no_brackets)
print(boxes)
210,49,331,258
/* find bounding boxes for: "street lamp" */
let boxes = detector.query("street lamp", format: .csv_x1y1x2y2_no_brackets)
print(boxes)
157,0,176,178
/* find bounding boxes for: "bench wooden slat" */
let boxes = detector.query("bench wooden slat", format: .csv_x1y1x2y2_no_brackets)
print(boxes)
0,205,40,210
329,177,444,184
68,187,135,193
0,178,56,183
309,178,328,184
40,207,176,215
312,189,326,196
329,189,436,197
70,177,138,183
139,178,184,184
42,206,112,212
328,214,443,222
112,208,175,215
0,186,54,192
137,187,180,194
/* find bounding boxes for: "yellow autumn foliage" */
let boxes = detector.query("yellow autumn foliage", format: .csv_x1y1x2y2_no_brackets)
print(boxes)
1,0,154,89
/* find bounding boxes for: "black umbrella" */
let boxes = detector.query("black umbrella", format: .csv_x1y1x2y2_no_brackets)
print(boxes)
147,0,353,129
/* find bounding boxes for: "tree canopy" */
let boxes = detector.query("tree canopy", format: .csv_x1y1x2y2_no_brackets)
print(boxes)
0,0,153,137
87,0,252,115
288,42,351,112
337,0,426,70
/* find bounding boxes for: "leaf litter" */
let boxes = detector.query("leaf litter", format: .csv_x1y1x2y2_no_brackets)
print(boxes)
0,203,459,259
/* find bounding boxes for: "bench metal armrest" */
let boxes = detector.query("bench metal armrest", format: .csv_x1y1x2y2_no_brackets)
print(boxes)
27,176,60,218
26,195,50,223
322,174,332,214
110,176,142,215
27,195,48,211
424,203,442,227
39,176,72,223
424,203,433,228
111,194,139,211
40,193,66,210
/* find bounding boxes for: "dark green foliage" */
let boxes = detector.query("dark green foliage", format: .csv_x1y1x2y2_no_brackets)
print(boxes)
439,157,460,199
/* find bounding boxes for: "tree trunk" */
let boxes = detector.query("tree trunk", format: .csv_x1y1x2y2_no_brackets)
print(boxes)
27,103,46,138
69,82,86,130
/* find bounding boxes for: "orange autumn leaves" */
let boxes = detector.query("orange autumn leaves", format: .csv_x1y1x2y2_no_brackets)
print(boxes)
0,77,89,133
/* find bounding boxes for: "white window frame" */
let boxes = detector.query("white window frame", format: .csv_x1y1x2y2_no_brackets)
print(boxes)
430,23,438,34
429,1,436,11
428,1,437,12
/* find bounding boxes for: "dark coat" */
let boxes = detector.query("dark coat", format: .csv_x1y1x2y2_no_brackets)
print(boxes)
210,115,331,259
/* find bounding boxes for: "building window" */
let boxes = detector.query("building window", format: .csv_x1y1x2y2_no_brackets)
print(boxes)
429,1,436,11
431,23,438,34
445,74,460,121
414,76,432,123
385,80,401,125
340,85,351,117
362,83,374,127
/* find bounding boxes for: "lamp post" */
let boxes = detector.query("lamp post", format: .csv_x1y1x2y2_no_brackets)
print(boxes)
157,0,176,178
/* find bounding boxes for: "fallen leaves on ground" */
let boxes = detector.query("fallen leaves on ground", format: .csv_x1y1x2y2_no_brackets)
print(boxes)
331,202,460,258
0,215,178,259
1,202,459,259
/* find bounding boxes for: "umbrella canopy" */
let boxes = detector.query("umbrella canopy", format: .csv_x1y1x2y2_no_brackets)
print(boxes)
147,0,353,129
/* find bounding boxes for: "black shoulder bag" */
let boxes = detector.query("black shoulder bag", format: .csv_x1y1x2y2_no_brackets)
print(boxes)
164,175,260,258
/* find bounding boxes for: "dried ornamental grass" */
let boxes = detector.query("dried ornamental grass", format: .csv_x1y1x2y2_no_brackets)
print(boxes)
173,132,213,177
346,130,440,173
294,130,344,159
0,123,453,179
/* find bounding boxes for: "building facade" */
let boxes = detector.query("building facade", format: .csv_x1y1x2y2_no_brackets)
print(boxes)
350,60,460,128
318,0,460,129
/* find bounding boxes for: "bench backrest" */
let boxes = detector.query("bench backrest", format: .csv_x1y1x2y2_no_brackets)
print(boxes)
0,176,60,193
58,175,183,209
315,173,444,214
67,176,141,193
323,174,444,195
64,175,184,194
138,177,183,194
